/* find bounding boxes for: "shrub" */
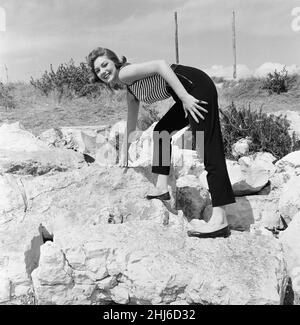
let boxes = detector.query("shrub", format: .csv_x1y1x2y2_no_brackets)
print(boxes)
30,59,103,100
77,83,104,99
219,102,299,160
0,82,16,110
262,66,288,94
31,59,125,101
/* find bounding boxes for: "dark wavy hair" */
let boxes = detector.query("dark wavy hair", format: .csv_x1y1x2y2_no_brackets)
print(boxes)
87,47,127,84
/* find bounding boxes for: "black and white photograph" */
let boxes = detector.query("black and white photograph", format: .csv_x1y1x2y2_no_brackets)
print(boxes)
0,0,300,309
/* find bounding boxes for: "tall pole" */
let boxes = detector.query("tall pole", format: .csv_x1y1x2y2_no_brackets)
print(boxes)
4,64,8,83
174,11,179,64
232,11,237,79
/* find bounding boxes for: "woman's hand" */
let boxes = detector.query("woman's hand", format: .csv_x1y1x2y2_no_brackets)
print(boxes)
181,94,208,123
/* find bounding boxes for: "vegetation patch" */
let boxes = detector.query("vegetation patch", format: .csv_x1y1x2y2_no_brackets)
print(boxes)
262,66,289,95
220,102,300,160
30,59,124,101
0,82,16,110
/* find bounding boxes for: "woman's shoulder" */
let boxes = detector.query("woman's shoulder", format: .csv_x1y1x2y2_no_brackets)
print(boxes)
119,62,131,71
119,63,135,86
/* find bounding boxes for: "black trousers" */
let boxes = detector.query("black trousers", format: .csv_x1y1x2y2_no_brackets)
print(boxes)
151,64,236,207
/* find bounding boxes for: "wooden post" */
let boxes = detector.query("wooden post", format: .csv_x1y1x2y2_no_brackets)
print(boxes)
232,11,237,79
4,64,8,83
174,11,179,64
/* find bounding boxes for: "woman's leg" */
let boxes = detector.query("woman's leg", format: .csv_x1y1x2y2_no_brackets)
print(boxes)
187,86,235,231
149,100,189,195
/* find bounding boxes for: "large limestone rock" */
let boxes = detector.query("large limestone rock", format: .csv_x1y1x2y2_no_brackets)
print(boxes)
95,121,127,166
203,193,281,231
275,151,300,179
38,125,109,157
30,222,287,305
178,173,280,231
278,175,300,224
128,123,155,167
0,165,185,304
0,122,86,175
172,147,205,178
39,121,128,167
200,152,276,196
0,122,49,152
0,162,289,305
232,137,252,159
176,175,211,221
2,120,299,305
279,212,300,305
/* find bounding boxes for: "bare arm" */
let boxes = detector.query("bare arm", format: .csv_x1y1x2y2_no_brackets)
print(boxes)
119,60,208,122
126,91,140,145
120,91,140,166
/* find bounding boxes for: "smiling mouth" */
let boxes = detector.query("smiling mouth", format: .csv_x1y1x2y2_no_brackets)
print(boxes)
102,73,110,80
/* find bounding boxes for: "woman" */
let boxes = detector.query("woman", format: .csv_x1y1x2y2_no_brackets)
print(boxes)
87,47,236,238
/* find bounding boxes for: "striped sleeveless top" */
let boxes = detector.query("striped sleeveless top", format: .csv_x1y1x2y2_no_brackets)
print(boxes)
120,63,171,104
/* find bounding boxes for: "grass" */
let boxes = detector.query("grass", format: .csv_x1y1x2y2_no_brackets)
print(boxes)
1,74,299,136
0,83,128,135
218,74,300,114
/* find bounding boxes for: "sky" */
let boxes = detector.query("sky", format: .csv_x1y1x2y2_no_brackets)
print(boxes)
0,0,300,82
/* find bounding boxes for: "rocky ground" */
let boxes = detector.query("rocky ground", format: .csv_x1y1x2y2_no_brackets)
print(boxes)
0,119,300,305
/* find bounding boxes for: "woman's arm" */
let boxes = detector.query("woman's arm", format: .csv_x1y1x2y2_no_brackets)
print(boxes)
120,91,140,166
119,60,208,122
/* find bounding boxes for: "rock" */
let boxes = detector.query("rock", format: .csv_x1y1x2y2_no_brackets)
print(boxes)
38,128,65,148
232,137,252,159
278,175,300,224
279,212,300,304
108,120,126,145
95,121,127,166
1,121,296,305
0,122,86,175
0,122,49,151
110,285,130,304
0,165,184,304
39,125,110,157
95,135,118,167
0,173,27,225
236,153,276,194
201,153,276,196
0,276,10,303
203,193,280,231
275,151,300,179
176,174,211,221
30,222,287,305
249,224,275,237
172,147,205,178
61,126,109,153
128,123,156,167
32,242,73,287
0,149,86,175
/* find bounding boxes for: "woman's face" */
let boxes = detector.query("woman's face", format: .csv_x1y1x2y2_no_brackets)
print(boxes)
94,55,118,84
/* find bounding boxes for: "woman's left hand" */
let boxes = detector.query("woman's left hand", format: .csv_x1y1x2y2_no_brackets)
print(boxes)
181,94,208,123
